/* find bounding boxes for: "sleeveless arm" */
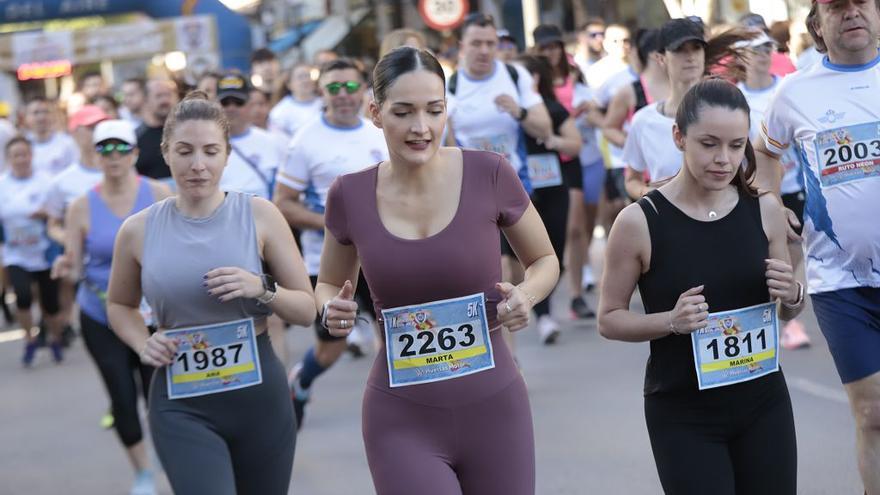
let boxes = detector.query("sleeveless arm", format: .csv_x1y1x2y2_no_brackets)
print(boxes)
106,213,151,354
758,193,803,321
597,203,674,342
601,85,634,148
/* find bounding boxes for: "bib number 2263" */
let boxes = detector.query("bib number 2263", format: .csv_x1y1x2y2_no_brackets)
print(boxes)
383,294,494,388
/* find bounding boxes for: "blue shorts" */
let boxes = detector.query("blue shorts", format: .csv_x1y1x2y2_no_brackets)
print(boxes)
581,159,606,205
811,287,880,384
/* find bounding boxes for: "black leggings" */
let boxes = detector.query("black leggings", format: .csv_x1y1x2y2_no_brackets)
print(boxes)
6,266,59,313
149,332,295,495
645,372,797,494
530,186,569,317
80,312,154,447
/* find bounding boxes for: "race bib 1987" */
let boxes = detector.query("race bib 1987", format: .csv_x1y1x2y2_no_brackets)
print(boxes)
691,302,779,390
166,318,262,399
382,293,494,388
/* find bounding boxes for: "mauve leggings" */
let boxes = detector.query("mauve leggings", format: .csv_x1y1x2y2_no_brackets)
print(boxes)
362,376,535,495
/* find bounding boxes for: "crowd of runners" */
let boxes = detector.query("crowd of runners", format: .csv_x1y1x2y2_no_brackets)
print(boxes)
0,0,878,493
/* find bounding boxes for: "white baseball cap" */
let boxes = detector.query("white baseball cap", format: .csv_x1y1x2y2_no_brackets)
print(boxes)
93,119,137,145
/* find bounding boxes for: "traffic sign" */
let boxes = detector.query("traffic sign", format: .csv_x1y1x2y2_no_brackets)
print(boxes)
419,0,470,31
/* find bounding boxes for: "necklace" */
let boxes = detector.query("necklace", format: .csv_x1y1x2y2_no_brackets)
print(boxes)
708,210,718,219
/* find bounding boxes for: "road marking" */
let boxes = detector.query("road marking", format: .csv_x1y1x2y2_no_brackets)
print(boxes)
789,376,849,404
0,329,26,344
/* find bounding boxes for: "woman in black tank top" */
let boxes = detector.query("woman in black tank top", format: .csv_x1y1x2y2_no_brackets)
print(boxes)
598,80,805,494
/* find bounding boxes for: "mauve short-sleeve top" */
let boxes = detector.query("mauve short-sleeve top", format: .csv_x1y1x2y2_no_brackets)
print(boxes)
325,149,530,404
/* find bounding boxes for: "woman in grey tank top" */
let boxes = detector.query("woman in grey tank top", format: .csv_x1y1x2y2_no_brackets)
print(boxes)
106,92,315,495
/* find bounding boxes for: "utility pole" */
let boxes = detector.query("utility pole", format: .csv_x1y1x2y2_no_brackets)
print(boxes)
521,0,538,47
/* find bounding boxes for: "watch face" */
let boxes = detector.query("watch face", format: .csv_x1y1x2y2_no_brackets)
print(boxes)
262,274,276,292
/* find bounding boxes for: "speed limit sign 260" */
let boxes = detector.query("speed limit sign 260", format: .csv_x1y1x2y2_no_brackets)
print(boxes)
419,0,470,31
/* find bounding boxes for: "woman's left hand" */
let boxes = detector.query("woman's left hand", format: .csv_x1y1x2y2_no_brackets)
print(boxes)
204,267,264,303
496,282,533,332
765,258,798,305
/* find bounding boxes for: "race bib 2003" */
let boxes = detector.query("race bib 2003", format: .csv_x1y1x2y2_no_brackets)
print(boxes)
691,302,779,391
382,293,494,388
166,318,262,399
814,121,880,187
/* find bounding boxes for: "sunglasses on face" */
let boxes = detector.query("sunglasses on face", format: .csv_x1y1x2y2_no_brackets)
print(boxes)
325,81,362,95
95,143,133,156
587,31,605,39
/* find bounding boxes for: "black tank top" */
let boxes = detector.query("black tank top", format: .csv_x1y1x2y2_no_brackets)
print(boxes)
637,188,770,395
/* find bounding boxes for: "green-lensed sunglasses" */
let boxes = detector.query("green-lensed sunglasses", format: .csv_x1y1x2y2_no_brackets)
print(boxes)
325,81,362,95
95,143,134,156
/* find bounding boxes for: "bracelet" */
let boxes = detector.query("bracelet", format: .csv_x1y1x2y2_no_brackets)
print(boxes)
668,312,681,336
782,282,805,309
256,289,277,305
516,286,537,305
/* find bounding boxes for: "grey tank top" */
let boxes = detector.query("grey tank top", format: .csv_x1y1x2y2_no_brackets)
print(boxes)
142,192,271,329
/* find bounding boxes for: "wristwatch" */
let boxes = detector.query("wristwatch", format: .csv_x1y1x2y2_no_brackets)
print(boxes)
256,274,277,305
515,107,528,122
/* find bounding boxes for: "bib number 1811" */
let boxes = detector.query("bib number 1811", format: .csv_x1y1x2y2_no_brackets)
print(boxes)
705,328,767,360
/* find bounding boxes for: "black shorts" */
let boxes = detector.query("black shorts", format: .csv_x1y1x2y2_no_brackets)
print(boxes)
311,273,376,342
604,168,627,201
562,157,583,191
781,190,805,236
6,266,60,313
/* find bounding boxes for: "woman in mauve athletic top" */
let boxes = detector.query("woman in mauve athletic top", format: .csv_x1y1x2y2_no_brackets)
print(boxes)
316,47,559,495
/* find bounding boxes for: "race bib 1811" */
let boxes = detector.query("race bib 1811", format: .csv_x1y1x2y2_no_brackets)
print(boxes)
691,302,779,391
527,153,563,189
814,121,880,187
382,293,494,388
165,318,262,399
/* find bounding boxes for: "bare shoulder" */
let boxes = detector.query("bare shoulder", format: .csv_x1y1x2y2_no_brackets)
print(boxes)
146,179,173,201
68,194,89,220
613,201,650,235
249,195,282,218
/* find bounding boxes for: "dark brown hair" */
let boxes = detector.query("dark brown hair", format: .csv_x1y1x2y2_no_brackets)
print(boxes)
4,134,31,155
372,47,446,107
160,90,230,154
517,54,558,103
702,27,757,80
675,79,757,196
807,0,880,54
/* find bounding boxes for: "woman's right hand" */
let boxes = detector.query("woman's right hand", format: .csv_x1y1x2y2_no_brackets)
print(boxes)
139,332,179,367
669,285,709,335
324,280,359,337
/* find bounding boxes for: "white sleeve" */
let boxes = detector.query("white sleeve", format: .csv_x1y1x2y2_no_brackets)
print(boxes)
761,90,793,156
275,135,311,191
44,179,64,219
623,118,647,172
514,66,544,109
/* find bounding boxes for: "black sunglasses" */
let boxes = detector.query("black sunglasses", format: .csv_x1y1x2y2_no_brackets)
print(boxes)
95,143,134,156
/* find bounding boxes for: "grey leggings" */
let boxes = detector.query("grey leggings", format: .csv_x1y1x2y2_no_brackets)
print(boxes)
149,332,296,495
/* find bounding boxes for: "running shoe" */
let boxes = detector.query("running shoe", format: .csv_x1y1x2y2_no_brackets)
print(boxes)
61,325,76,348
288,364,310,431
50,342,64,363
537,315,560,345
129,469,156,495
347,317,374,358
582,265,596,293
781,319,811,350
100,409,115,430
570,297,596,319
22,342,38,367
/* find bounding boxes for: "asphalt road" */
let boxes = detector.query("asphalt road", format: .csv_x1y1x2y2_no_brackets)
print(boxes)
0,285,863,495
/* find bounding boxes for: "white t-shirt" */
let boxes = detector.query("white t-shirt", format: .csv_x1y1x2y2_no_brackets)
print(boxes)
269,96,323,139
221,126,286,199
276,116,388,275
738,78,802,195
596,67,638,169
762,53,880,293
623,102,681,182
0,172,52,271
796,47,823,71
45,162,104,220
0,118,15,174
28,132,80,176
447,60,543,174
572,84,603,166
586,56,629,94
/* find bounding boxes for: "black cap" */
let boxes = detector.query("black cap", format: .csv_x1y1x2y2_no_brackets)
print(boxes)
533,24,563,48
497,29,516,43
739,12,767,30
217,73,251,102
659,18,706,52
